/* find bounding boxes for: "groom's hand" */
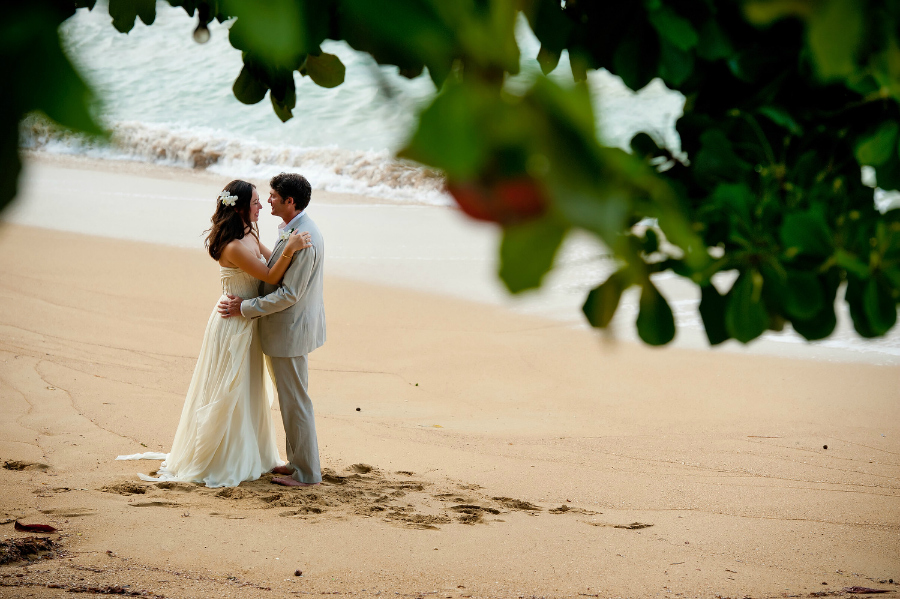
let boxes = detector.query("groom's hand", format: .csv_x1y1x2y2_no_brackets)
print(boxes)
217,294,243,319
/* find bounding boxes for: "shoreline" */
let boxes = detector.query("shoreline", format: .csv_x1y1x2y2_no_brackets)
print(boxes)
0,223,898,598
21,150,451,209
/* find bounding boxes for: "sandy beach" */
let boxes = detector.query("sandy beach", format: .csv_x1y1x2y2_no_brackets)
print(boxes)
1,158,899,598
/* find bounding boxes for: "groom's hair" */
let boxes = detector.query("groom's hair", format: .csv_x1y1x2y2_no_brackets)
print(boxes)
271,173,312,211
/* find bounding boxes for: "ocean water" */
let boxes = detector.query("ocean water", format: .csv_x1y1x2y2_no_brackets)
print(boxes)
25,1,685,204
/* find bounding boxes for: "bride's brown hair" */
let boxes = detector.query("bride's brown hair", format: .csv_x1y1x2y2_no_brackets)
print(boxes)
205,180,258,260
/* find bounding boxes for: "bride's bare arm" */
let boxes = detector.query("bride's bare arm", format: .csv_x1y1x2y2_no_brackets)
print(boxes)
259,241,272,261
220,233,311,285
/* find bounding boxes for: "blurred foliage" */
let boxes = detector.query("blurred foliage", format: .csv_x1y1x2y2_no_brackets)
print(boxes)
3,0,900,345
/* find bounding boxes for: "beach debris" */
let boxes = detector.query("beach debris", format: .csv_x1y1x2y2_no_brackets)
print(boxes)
823,445,828,449
614,522,653,530
14,521,57,533
60,584,153,596
356,407,361,411
295,570,303,576
0,536,56,564
3,460,49,471
843,587,890,594
549,505,600,515
492,497,541,511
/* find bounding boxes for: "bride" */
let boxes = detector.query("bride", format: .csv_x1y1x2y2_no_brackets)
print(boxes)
118,180,311,487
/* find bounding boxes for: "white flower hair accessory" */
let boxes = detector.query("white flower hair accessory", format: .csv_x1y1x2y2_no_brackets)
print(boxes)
218,190,237,207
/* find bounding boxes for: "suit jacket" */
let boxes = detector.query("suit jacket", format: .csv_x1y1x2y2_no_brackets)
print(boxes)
240,213,326,357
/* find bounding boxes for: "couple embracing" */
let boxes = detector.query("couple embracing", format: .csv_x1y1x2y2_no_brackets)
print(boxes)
119,173,324,488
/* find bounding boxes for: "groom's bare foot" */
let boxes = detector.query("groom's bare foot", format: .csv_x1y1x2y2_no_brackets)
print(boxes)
272,476,318,487
271,465,294,475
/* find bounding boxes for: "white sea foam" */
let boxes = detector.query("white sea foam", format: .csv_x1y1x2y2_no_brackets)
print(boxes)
21,118,451,206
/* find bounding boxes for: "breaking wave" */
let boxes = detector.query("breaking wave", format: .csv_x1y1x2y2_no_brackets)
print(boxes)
20,117,451,206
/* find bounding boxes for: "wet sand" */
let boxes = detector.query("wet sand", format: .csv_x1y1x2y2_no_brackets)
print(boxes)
0,218,898,598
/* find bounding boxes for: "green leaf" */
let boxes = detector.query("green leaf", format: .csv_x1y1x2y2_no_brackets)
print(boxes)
862,275,898,335
647,5,699,52
658,37,694,86
783,270,824,320
269,76,296,122
226,0,323,69
725,271,768,343
642,228,660,254
758,106,803,135
537,45,561,75
630,132,661,160
699,283,729,345
696,19,733,61
339,0,456,87
636,279,676,345
613,20,660,91
846,276,879,338
693,130,750,186
233,64,268,105
525,0,573,56
855,121,900,167
570,53,588,82
498,218,568,293
108,0,156,33
874,151,900,191
834,249,870,277
398,82,488,179
0,119,21,215
583,270,628,329
303,52,346,88
710,182,753,224
807,0,863,80
780,209,833,257
791,311,836,340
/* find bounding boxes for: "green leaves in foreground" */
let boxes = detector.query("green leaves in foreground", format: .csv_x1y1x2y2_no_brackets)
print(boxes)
1,1,104,214
499,218,567,293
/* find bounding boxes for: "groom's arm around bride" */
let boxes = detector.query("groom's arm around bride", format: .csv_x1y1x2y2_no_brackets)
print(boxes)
218,172,326,487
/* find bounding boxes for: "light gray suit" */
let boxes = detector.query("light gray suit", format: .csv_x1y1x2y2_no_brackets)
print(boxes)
240,213,326,483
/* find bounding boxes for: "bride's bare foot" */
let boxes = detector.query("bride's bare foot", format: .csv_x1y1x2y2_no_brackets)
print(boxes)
272,476,318,487
271,465,294,475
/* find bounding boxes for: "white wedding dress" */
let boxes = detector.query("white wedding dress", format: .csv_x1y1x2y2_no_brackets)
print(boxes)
117,261,282,487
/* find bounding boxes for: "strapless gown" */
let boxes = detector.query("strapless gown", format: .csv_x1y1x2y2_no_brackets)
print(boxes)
117,262,282,487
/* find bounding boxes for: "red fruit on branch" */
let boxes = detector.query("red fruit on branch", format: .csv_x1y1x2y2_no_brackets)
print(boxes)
447,176,547,224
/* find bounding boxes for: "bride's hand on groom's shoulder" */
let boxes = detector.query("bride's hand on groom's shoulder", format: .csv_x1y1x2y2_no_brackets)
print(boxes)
285,230,312,253
217,294,243,319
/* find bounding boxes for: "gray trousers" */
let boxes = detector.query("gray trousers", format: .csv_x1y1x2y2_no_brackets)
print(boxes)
268,355,322,484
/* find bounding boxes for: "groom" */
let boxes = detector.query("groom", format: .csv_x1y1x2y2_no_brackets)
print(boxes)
218,172,326,487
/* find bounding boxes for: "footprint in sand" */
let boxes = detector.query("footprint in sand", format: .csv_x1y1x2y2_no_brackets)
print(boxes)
154,482,198,492
100,482,148,496
127,501,179,508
